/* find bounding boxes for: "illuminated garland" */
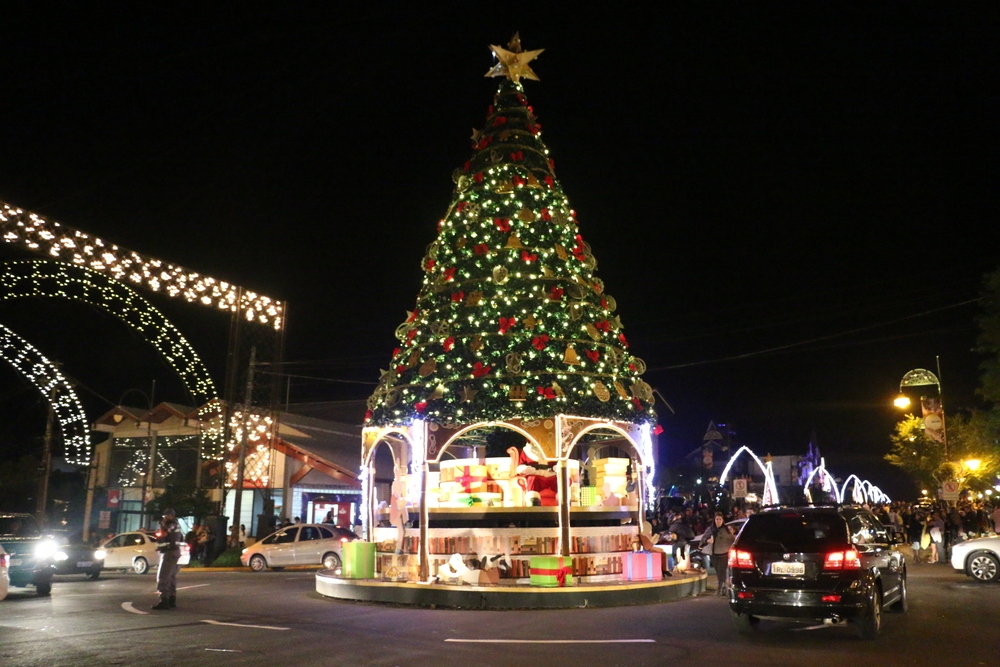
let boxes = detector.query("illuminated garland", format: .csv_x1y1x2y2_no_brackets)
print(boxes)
224,410,274,487
0,323,90,464
0,201,283,330
0,259,224,456
117,449,177,487
367,77,655,427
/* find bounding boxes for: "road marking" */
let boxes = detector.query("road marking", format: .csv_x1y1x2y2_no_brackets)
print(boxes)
177,583,211,590
121,602,148,615
205,648,243,652
201,619,290,631
445,639,655,644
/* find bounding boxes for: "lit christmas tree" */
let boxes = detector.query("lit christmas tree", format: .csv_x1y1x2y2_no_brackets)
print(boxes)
366,35,655,429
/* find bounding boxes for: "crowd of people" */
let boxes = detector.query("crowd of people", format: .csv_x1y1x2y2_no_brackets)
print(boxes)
643,496,1000,590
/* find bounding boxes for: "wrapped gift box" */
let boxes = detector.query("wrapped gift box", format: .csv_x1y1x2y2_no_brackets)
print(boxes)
529,555,574,587
579,486,599,506
624,551,662,581
341,541,376,579
381,554,419,582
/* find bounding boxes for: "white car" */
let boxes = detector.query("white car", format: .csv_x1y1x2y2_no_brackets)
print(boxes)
241,524,359,572
950,534,1000,583
95,531,191,574
0,544,9,600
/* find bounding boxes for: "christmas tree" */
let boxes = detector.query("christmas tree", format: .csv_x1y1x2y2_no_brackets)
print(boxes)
366,35,655,429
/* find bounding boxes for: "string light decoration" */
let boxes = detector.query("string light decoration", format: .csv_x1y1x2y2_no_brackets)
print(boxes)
0,201,283,330
117,449,177,487
0,259,224,455
366,38,655,430
0,323,90,464
224,409,274,487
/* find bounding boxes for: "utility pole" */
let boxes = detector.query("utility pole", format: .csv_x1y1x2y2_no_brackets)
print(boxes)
35,392,55,526
230,347,256,546
141,380,156,529
82,452,100,543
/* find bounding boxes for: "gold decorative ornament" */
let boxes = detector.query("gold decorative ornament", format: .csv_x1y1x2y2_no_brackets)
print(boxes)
470,128,483,143
569,302,583,321
614,381,629,399
466,202,481,217
609,315,622,331
604,295,617,312
517,207,535,223
485,33,544,83
523,314,538,329
505,352,523,373
460,385,479,402
551,381,564,397
606,347,624,366
492,266,509,284
395,322,413,342
565,283,585,299
630,357,647,374
407,351,421,368
429,320,450,336
428,384,446,401
555,244,568,260
593,381,611,402
465,290,483,306
508,385,528,401
385,390,401,407
500,130,511,140
585,323,602,340
592,277,604,293
563,345,580,365
469,335,484,352
630,380,653,402
419,358,437,377
494,179,514,194
504,234,524,249
490,149,503,164
541,266,554,278
526,173,542,188
456,237,467,250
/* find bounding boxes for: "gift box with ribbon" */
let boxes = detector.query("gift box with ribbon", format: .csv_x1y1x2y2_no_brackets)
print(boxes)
341,541,376,579
579,486,599,507
454,464,488,492
623,550,662,581
529,555,574,587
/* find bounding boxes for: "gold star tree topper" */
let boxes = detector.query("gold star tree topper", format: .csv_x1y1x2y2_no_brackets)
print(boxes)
485,33,544,83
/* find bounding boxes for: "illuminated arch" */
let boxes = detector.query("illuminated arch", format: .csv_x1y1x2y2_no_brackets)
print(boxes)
434,421,543,463
718,445,779,506
0,260,221,453
0,323,89,464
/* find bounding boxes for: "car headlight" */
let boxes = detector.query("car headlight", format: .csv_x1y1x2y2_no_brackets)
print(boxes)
35,540,60,560
94,549,107,560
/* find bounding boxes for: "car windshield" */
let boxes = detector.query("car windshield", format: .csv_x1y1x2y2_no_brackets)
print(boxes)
0,516,40,537
737,513,848,552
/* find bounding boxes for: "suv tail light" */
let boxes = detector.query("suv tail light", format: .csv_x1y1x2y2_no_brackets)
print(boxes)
0,553,8,568
728,549,755,569
823,547,861,570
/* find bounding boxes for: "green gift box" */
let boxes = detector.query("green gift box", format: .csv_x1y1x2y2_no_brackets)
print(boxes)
580,486,599,506
529,555,574,587
341,541,376,579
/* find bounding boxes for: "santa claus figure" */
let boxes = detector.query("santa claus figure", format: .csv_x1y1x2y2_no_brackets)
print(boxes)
508,440,558,496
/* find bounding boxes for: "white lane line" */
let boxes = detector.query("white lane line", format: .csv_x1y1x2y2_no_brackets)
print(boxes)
445,639,654,644
201,619,290,631
177,583,211,590
205,649,243,653
121,602,148,615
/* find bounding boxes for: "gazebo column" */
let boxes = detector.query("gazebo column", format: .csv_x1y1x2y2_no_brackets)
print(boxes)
419,458,429,581
558,459,571,557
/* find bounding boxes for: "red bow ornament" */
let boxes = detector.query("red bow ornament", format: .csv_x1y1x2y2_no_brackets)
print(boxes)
471,362,492,378
520,250,538,263
531,334,549,350
585,349,600,363
549,286,564,301
495,217,511,232
443,336,455,352
537,386,557,399
499,317,517,334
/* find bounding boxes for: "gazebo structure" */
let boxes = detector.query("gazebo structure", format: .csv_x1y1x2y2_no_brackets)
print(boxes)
318,37,701,605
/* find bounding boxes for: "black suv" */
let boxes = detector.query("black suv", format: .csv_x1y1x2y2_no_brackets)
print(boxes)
728,505,906,639
0,512,56,595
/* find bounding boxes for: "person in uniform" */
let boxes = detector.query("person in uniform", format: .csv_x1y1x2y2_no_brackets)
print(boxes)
152,508,183,610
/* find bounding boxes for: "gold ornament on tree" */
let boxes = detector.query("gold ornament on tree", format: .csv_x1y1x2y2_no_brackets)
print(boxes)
614,381,629,399
492,266,510,284
593,381,611,402
585,323,602,341
469,335,484,352
466,290,483,306
505,352,523,373
508,385,528,401
419,358,437,377
460,385,479,403
523,314,538,330
428,384,446,401
504,233,524,249
517,207,535,223
563,345,580,365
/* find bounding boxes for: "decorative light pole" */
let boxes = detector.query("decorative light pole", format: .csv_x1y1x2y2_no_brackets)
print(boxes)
896,364,948,461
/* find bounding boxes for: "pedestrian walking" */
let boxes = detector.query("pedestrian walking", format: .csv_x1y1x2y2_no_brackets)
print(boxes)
706,513,735,594
152,508,183,610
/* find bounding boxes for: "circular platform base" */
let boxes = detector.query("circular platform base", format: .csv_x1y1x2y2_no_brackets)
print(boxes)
315,570,707,609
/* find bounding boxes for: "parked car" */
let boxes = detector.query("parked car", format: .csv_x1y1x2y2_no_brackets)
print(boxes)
95,530,191,574
950,534,1000,583
728,505,907,639
0,544,9,601
45,530,103,579
241,524,359,572
0,512,56,595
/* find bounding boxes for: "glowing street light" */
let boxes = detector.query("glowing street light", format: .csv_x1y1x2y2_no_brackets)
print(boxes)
964,458,981,472
893,394,911,409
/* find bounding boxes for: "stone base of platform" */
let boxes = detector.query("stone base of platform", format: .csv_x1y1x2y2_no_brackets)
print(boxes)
315,570,707,609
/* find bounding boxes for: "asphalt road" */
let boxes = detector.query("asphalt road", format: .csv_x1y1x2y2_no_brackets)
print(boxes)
0,564,996,667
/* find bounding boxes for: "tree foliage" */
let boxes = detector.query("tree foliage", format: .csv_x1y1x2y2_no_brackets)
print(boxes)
976,267,1000,404
885,415,946,490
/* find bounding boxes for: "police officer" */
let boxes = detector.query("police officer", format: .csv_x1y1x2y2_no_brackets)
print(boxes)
152,508,183,610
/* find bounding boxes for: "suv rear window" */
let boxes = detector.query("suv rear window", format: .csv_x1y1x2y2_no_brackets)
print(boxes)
737,513,849,551
0,515,40,537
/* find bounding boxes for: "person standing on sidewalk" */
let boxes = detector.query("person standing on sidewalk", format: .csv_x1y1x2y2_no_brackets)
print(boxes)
706,514,736,595
152,508,183,610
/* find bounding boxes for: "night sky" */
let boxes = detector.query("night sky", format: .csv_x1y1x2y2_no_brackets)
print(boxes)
1,5,997,497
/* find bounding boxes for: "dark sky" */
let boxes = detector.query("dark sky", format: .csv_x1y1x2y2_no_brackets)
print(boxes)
1,5,997,497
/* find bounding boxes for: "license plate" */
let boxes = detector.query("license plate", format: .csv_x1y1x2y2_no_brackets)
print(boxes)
771,561,805,576
76,561,93,568
10,558,22,567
